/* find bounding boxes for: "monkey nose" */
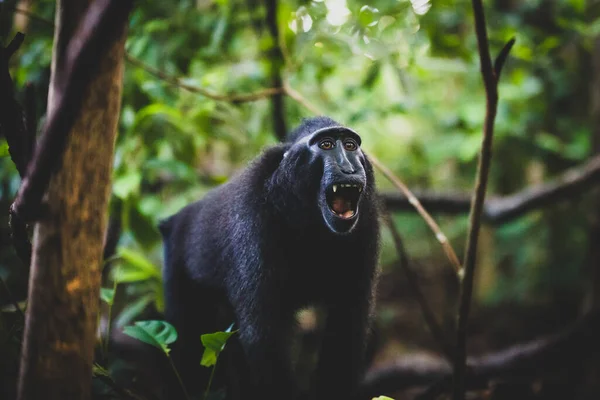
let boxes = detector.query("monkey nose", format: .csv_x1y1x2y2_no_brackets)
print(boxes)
341,166,356,174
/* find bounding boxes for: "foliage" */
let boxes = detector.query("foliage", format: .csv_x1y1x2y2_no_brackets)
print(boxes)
1,2,600,397
200,324,237,367
123,320,178,355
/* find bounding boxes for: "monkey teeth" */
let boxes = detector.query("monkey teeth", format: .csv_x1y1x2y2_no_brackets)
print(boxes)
332,184,362,193
326,183,363,220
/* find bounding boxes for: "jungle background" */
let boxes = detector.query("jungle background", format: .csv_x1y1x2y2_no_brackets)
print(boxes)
1,0,600,399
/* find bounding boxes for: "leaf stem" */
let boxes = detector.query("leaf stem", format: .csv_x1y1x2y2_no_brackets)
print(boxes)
168,354,191,400
204,360,218,400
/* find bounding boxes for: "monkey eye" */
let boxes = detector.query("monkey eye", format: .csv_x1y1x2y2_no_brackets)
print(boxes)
319,139,335,150
343,139,358,151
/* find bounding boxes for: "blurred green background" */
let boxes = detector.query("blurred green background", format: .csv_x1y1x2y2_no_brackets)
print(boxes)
1,0,600,398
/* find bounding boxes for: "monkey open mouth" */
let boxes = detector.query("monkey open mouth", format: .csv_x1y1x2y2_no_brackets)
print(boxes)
326,183,362,219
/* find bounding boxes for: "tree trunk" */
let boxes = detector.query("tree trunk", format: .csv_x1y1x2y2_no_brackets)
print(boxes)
17,0,126,398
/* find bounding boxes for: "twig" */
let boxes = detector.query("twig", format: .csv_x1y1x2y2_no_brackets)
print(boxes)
493,39,516,80
124,54,282,103
6,33,25,57
11,6,283,104
452,1,515,398
282,81,322,115
383,212,455,360
380,153,600,223
370,155,462,274
12,7,54,28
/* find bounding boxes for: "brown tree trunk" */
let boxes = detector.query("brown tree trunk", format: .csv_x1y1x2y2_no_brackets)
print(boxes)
17,0,126,398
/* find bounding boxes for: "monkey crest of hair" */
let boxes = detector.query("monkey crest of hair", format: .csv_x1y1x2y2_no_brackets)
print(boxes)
160,116,380,400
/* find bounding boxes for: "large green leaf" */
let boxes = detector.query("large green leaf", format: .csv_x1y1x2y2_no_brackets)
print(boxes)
123,320,178,354
200,325,237,367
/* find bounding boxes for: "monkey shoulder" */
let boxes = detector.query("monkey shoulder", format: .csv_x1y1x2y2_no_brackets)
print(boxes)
159,144,290,283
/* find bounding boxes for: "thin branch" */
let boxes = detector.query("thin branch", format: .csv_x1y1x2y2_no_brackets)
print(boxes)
11,6,283,104
6,33,25,58
453,0,514,397
380,153,600,223
12,7,54,28
124,54,282,103
282,81,322,115
493,38,516,79
383,211,455,360
370,155,462,273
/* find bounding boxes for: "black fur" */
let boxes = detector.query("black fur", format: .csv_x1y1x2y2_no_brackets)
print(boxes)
160,116,380,400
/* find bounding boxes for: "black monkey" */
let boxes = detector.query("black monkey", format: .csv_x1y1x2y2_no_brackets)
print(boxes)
159,116,380,400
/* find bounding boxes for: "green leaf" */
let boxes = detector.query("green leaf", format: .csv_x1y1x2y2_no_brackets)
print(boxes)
92,363,110,377
115,294,154,328
373,396,395,400
113,171,142,199
200,325,237,367
100,288,116,305
127,202,161,249
122,320,178,354
0,140,9,157
113,247,161,283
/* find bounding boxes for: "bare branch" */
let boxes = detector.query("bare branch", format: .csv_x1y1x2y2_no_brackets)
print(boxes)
370,155,463,274
453,1,514,399
383,211,455,361
11,7,282,104
494,38,516,79
6,32,25,58
124,54,282,103
12,7,55,28
380,153,600,223
282,81,322,115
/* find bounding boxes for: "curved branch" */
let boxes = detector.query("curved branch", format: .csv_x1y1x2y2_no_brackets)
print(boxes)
380,153,600,224
371,155,462,274
125,54,282,103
